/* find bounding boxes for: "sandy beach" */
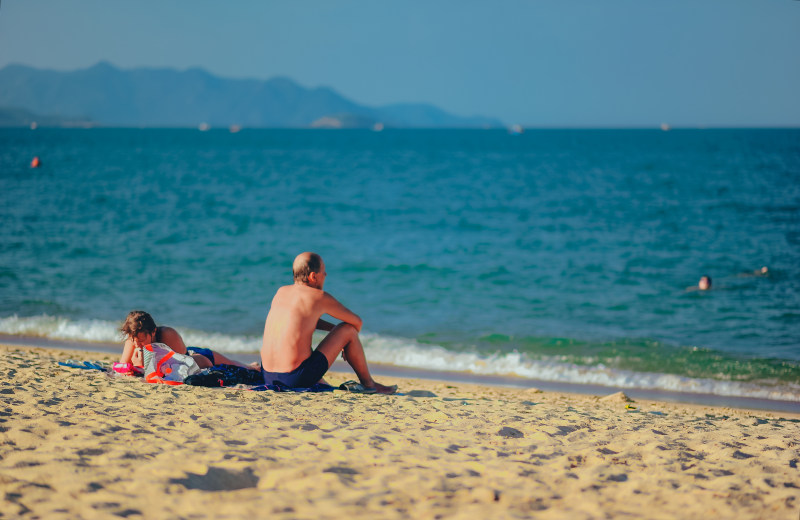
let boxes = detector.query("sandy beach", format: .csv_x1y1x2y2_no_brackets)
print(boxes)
1,343,799,519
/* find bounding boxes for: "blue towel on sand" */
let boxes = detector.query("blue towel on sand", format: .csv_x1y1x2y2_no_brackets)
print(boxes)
184,364,264,387
56,360,334,392
58,360,107,371
250,382,335,393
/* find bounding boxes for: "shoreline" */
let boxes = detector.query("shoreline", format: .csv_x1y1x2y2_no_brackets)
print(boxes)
2,333,798,414
1,342,799,519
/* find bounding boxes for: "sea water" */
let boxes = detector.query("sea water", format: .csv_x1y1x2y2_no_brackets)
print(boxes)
1,128,798,402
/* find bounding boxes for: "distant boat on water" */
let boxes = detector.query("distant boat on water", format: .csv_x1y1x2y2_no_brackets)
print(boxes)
372,122,384,132
508,124,524,135
229,125,241,133
198,122,210,132
661,123,671,132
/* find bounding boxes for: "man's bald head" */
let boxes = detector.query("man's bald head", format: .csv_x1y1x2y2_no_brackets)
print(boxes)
293,252,323,284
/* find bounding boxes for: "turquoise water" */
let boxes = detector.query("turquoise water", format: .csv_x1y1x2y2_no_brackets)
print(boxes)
1,128,799,400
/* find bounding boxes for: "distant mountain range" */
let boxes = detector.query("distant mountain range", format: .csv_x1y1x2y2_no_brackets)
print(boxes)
0,62,502,129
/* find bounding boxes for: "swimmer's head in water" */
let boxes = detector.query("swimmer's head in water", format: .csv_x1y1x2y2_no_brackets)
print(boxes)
698,276,712,291
293,252,325,288
120,310,157,338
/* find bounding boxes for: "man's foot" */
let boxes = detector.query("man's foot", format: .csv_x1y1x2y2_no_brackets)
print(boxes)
370,382,398,395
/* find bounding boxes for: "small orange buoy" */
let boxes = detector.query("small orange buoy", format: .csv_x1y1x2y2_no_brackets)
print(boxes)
30,156,41,168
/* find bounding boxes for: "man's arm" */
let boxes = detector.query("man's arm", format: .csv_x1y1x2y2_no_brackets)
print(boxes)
321,292,363,332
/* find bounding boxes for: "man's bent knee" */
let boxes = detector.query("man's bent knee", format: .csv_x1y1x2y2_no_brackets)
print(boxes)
333,323,358,336
317,323,358,365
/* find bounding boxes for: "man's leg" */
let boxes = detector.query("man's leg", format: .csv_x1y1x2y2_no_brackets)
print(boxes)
316,323,396,394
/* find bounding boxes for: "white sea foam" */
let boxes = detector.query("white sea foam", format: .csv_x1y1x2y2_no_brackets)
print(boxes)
1,314,799,402
0,314,262,352
180,331,261,353
0,314,125,343
358,332,800,403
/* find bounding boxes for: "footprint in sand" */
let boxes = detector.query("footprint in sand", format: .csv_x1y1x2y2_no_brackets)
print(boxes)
170,466,259,491
498,426,524,438
322,466,360,484
406,390,437,397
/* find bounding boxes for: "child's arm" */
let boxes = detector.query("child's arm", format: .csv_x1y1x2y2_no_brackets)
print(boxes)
120,337,136,363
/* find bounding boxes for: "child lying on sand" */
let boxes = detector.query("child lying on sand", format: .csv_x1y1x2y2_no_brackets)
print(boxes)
119,310,258,371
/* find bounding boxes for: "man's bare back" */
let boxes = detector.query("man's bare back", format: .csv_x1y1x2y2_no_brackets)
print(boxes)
259,252,396,394
261,283,360,372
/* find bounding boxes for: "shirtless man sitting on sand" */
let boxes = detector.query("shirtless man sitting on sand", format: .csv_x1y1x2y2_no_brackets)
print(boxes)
260,252,396,394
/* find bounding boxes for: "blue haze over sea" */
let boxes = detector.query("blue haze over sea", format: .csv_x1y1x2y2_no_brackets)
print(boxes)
1,128,799,402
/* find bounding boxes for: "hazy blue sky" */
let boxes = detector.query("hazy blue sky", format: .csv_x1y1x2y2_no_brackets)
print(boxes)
1,1,798,127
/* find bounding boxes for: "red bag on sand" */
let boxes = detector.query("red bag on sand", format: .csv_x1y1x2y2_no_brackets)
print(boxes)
111,362,143,376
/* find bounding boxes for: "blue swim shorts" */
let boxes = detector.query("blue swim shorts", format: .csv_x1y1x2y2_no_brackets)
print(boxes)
187,346,215,365
261,350,330,388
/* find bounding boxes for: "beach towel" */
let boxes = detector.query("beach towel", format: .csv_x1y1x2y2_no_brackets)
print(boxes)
184,365,265,387
250,382,335,393
142,342,201,385
57,360,107,371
